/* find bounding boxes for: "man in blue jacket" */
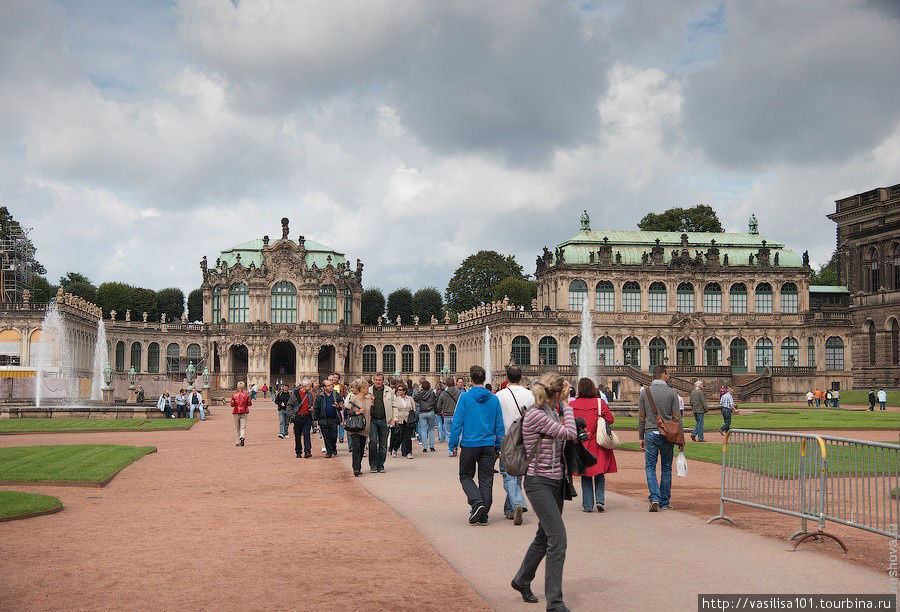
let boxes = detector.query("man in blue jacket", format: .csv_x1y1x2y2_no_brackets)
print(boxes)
449,364,505,526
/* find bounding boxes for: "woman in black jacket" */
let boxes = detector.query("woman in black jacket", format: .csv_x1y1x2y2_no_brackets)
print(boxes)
414,380,437,452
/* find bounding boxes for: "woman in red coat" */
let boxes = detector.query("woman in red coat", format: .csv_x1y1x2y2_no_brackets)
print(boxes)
570,377,617,512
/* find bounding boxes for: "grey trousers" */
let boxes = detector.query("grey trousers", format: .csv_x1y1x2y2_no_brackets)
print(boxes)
514,475,567,611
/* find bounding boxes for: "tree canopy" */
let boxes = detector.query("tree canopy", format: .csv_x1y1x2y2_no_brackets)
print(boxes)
445,250,525,314
386,287,414,324
156,288,185,321
638,204,723,233
0,207,45,275
412,287,443,322
492,276,537,308
59,272,97,303
187,289,203,322
361,288,385,325
810,250,840,286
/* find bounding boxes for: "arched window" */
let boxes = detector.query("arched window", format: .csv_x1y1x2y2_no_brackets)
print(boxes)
864,247,880,292
893,244,900,290
344,288,353,324
623,337,640,367
755,338,773,371
130,342,142,373
781,282,799,314
511,336,531,366
704,338,722,366
271,281,296,324
595,281,614,312
449,344,457,372
568,336,581,365
676,282,695,312
401,345,414,373
730,338,748,372
431,344,443,372
115,341,125,372
649,337,667,368
648,282,667,313
825,337,844,371
781,337,799,366
419,344,431,372
228,283,249,323
538,336,558,366
147,342,160,373
318,285,337,324
755,283,773,313
569,280,588,311
729,283,748,313
703,283,721,313
676,338,695,367
211,286,221,322
867,321,876,366
891,319,899,365
362,345,377,373
187,343,201,363
596,336,614,366
622,282,641,312
807,337,816,367
166,343,180,373
382,345,396,373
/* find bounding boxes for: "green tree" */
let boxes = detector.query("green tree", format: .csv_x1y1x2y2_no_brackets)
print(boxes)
638,204,723,233
361,288,385,325
386,287,414,324
412,287,443,323
810,250,840,286
133,287,159,321
97,282,133,319
31,275,57,303
445,250,525,314
156,288,185,321
492,276,537,308
59,272,97,303
187,288,203,322
0,207,45,275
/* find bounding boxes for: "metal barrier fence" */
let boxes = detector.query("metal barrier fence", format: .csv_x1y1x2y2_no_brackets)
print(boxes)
707,429,899,551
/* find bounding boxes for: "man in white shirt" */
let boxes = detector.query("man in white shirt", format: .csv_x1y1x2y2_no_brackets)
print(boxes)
877,388,888,411
495,365,535,525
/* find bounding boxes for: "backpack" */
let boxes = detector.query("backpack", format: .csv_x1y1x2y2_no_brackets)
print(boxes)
499,391,541,477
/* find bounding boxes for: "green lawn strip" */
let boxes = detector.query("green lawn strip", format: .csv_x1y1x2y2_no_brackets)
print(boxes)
0,445,156,486
0,490,62,521
613,410,900,431
0,418,195,434
839,389,900,407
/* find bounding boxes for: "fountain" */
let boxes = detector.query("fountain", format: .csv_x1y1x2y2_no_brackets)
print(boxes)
90,318,108,400
577,299,597,384
483,325,492,385
34,302,74,408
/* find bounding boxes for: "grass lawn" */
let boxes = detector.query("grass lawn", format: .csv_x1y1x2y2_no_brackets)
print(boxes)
0,418,195,434
839,389,899,407
614,409,900,431
0,490,62,520
0,445,156,485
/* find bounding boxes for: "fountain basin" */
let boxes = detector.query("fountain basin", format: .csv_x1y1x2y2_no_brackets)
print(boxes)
1,405,169,419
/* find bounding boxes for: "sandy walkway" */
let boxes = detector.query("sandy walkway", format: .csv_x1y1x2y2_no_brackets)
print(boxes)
0,410,489,611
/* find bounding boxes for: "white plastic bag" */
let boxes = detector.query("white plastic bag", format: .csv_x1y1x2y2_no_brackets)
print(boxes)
676,451,688,478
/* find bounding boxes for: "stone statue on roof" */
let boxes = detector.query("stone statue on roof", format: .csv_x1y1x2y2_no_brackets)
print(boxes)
774,252,779,266
200,255,207,274
748,214,758,235
281,217,289,240
580,210,590,231
802,250,810,267
615,251,621,264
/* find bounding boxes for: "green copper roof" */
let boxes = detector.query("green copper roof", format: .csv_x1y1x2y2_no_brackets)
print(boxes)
809,285,850,294
218,238,347,269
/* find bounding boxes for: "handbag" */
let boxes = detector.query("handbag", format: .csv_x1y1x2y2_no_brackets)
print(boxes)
644,387,685,446
596,398,620,450
344,413,366,433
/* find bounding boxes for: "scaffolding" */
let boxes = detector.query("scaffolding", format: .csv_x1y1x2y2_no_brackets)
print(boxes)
0,223,36,304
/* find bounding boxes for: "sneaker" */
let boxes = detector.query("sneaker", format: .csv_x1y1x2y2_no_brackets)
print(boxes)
278,434,285,439
353,470,361,477
321,447,327,453
406,453,413,459
422,448,428,453
477,516,488,526
240,438,245,447
377,467,385,473
469,504,486,525
513,505,523,525
430,448,436,452
304,453,311,458
690,433,696,442
511,580,539,604
370,467,377,473
649,501,660,512
325,454,333,459
597,503,605,512
505,514,514,520
660,505,673,511
582,507,593,513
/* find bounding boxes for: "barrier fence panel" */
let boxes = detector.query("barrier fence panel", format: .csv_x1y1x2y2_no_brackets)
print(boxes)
708,429,899,551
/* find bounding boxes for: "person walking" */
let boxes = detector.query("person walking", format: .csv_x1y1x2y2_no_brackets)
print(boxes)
157,391,172,419
806,390,814,407
261,383,268,399
314,379,344,458
437,377,463,457
448,365,505,526
188,389,205,420
832,388,840,409
434,381,448,444
824,389,832,408
175,389,188,419
877,387,888,410
289,380,314,458
275,384,291,439
344,380,372,476
367,373,395,473
393,383,416,459
495,365,534,525
510,372,577,609
231,381,251,447
689,380,708,442
250,383,258,401
414,380,438,452
719,386,737,435
638,365,681,512
570,377,617,513
868,388,877,411
814,387,822,407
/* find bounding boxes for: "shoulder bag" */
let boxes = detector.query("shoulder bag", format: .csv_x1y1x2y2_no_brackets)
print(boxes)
645,387,684,446
595,398,620,450
344,398,367,433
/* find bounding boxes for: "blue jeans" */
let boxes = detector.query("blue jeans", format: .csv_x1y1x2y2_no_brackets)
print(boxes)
500,463,527,515
278,409,290,436
580,474,605,510
720,408,732,433
692,412,704,441
417,411,436,449
435,414,446,442
338,423,345,443
644,432,674,508
190,404,205,420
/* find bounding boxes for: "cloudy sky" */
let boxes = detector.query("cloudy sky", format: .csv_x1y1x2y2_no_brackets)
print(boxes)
3,0,899,296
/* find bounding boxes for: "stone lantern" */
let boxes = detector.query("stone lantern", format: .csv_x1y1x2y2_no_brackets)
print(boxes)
186,361,196,390
127,366,137,404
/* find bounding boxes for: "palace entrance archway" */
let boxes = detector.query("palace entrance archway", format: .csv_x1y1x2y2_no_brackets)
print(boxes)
317,345,335,383
270,341,296,388
229,344,248,388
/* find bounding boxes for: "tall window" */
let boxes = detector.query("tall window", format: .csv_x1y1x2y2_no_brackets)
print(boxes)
318,285,337,324
703,283,722,313
755,283,773,313
649,337,667,368
825,337,844,371
623,337,640,367
755,338,773,370
596,336,614,366
344,288,353,324
676,282,695,312
807,337,816,367
893,244,900,290
622,282,641,312
780,282,799,314
228,283,249,322
449,344,457,372
568,336,581,365
211,286,221,322
648,282,667,313
147,342,160,373
115,341,125,372
569,280,588,311
867,321,876,365
382,345,396,373
435,345,445,372
704,338,722,366
781,337,799,366
187,343,201,362
419,344,430,372
362,345,377,373
271,281,296,323
729,283,747,313
595,281,614,311
891,319,899,365
676,338,695,366
166,343,180,373
730,338,748,372
401,345,414,372
131,341,142,372
865,247,880,291
512,336,531,366
538,336,558,366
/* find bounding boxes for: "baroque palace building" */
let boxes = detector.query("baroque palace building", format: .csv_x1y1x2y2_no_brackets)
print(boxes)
5,181,899,403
